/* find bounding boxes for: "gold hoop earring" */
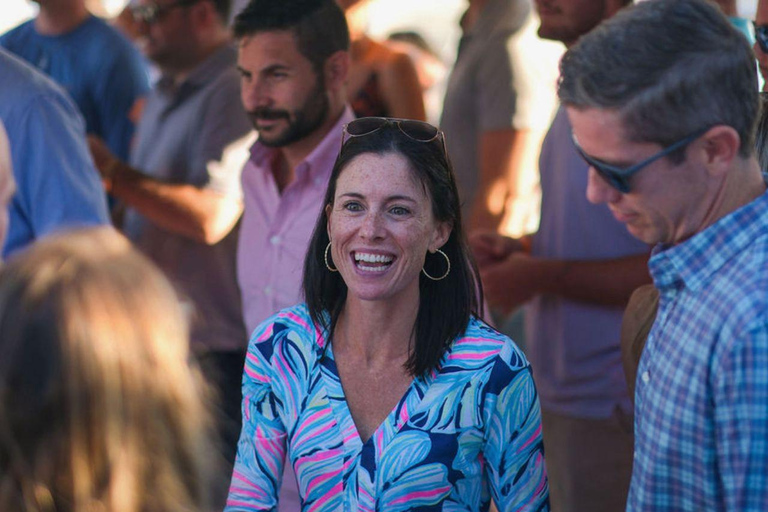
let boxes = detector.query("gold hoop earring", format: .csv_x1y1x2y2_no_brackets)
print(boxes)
324,241,338,272
422,248,450,281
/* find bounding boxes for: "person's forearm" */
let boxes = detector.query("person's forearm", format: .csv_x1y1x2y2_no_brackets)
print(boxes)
110,162,242,244
470,129,520,233
535,253,651,306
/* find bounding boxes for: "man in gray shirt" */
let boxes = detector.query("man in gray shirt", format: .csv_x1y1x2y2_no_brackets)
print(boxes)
87,0,251,501
441,0,548,234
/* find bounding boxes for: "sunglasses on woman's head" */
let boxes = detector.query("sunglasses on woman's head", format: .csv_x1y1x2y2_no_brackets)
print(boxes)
340,117,447,156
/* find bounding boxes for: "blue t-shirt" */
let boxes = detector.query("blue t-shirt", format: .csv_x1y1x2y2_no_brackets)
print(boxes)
0,16,149,160
0,49,109,256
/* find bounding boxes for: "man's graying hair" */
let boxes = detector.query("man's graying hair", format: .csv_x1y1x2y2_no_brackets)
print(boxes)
558,0,758,162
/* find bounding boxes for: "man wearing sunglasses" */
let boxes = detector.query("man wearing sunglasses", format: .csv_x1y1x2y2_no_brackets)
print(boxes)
86,0,251,505
560,0,768,510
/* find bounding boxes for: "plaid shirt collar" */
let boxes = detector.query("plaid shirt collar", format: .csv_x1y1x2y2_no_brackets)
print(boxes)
650,187,768,293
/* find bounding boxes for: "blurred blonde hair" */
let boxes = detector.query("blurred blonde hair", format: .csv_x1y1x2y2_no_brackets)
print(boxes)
0,227,215,512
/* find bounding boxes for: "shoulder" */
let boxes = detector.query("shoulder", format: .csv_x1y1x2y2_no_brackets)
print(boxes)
442,318,537,414
0,51,80,124
0,20,35,47
378,46,415,75
80,16,134,50
703,236,768,362
81,18,147,72
198,50,246,110
247,304,321,361
244,304,323,393
713,235,768,326
445,316,530,374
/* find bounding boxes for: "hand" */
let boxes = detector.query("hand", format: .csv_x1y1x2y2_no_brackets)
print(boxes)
479,252,547,315
87,135,121,190
469,231,525,267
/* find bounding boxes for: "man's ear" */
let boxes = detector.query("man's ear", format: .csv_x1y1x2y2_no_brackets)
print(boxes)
323,50,350,93
698,125,741,178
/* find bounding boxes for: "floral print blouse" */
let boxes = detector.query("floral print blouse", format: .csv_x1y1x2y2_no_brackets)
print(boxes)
226,304,549,511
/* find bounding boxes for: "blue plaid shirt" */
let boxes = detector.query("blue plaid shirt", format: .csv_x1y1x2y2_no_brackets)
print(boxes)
627,189,768,511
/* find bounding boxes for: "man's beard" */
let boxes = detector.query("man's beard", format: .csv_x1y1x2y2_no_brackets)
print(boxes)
248,80,330,148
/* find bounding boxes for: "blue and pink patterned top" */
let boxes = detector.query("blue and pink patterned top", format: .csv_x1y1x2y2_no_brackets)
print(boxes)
226,304,549,512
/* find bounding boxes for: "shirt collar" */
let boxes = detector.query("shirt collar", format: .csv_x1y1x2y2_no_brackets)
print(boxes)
248,105,356,181
649,187,768,292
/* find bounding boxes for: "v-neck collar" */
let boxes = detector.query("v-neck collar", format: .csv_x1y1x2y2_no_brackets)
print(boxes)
319,342,437,453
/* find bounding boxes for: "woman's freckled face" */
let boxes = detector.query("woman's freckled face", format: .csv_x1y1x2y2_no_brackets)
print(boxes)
327,151,449,304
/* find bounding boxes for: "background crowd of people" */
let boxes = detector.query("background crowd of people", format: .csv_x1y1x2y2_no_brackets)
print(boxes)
0,0,767,510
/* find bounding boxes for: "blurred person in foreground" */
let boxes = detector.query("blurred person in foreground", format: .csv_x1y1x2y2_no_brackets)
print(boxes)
225,118,548,511
559,0,768,509
0,227,216,512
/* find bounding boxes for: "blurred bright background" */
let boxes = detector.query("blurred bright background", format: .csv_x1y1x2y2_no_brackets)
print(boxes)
1,0,759,62
0,0,466,57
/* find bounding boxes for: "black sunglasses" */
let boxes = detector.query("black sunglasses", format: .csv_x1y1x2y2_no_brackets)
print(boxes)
341,117,447,156
131,0,201,24
572,128,708,193
754,22,768,54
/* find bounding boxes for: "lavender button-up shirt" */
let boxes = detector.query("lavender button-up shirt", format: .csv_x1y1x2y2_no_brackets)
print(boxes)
236,107,354,511
237,107,355,338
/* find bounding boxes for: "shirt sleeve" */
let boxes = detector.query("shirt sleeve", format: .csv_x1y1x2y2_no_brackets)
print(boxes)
476,34,518,133
226,323,287,512
713,316,768,512
482,355,549,511
189,71,252,196
93,43,149,161
4,91,109,256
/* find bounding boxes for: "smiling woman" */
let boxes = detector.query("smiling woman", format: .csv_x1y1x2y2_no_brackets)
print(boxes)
225,118,549,512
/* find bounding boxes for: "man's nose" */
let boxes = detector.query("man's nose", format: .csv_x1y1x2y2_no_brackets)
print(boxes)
242,79,271,111
586,167,622,205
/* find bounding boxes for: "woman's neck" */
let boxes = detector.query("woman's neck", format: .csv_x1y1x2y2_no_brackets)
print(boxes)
335,291,420,367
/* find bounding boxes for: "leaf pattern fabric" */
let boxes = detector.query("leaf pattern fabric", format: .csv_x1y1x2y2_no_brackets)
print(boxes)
226,304,549,512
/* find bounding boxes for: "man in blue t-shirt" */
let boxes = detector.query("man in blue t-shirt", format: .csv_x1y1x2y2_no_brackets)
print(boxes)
1,0,149,161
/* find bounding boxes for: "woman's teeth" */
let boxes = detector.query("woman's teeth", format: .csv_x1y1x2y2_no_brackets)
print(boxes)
354,252,393,272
